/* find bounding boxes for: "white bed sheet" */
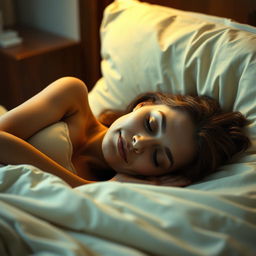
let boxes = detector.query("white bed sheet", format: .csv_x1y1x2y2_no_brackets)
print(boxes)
0,164,255,256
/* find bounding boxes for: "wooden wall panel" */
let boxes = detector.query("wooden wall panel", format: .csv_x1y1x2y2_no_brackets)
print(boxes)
79,0,112,90
143,0,256,26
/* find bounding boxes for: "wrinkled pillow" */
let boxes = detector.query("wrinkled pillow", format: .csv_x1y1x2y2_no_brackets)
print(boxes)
88,0,256,157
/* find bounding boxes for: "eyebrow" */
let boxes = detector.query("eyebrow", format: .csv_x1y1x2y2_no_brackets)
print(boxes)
159,110,174,167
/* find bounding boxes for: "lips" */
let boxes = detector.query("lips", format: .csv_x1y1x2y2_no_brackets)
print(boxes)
118,131,128,163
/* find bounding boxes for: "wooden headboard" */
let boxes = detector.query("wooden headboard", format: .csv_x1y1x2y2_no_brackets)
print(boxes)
79,0,256,90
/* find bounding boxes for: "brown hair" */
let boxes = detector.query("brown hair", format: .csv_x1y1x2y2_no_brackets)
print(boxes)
99,92,250,182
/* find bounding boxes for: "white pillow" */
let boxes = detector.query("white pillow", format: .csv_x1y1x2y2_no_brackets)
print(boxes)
88,0,256,157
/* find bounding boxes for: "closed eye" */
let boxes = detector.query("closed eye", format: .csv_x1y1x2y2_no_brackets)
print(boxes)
145,116,153,133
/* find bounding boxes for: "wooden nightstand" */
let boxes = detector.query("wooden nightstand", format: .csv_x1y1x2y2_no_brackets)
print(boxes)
0,27,82,110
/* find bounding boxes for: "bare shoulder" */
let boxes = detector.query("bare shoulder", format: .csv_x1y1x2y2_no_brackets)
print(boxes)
56,77,93,119
57,77,89,98
56,78,96,149
44,77,89,113
0,77,91,140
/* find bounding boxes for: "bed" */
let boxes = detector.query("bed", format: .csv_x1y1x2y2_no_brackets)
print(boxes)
1,0,256,255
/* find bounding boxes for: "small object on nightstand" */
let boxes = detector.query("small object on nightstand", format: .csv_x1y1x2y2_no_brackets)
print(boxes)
0,29,18,40
0,29,23,48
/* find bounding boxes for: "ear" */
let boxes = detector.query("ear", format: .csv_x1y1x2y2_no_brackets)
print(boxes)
133,101,154,112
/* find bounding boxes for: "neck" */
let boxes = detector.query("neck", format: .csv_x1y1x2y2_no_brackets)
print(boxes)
84,122,112,171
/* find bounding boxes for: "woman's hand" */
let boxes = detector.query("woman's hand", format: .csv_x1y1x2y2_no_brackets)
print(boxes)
146,174,191,187
110,173,191,187
110,173,154,185
0,130,93,188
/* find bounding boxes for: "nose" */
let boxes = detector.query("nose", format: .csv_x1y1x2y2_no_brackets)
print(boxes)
132,134,156,154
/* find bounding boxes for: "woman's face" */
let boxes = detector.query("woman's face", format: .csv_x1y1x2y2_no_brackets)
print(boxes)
102,104,196,176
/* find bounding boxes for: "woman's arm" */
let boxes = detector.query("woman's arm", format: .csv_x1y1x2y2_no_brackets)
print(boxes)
0,77,89,139
110,173,191,187
0,131,94,188
0,77,95,187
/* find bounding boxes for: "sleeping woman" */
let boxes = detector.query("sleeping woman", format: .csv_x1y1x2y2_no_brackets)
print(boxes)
0,77,250,187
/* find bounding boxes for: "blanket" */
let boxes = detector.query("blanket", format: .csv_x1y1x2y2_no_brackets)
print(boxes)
0,164,255,256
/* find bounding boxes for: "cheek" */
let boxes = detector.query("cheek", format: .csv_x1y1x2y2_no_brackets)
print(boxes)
131,158,158,176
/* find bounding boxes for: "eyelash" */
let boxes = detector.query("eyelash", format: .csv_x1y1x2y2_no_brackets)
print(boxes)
145,116,153,133
145,116,159,167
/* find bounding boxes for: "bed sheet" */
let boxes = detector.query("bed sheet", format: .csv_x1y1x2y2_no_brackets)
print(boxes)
0,164,255,256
